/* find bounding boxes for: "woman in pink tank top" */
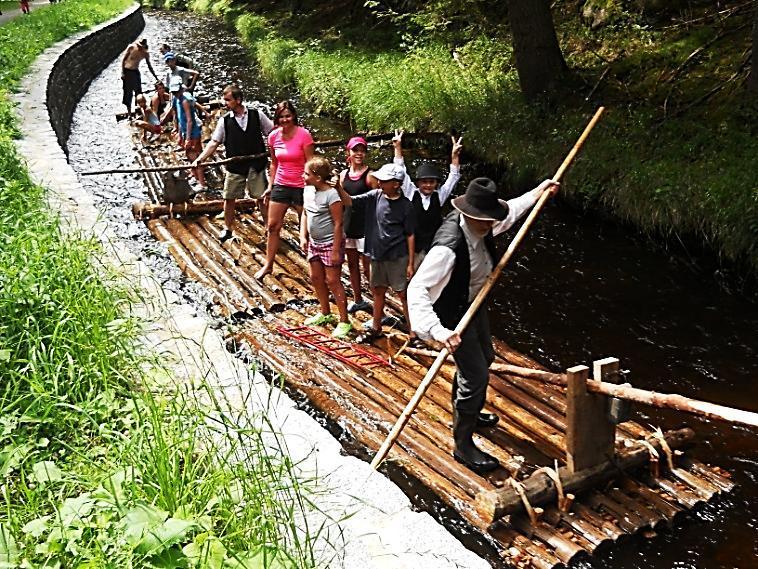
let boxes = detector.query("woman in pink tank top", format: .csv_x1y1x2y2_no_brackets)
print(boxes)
255,101,314,279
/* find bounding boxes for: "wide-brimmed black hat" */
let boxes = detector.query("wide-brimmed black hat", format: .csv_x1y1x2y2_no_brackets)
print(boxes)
451,177,509,221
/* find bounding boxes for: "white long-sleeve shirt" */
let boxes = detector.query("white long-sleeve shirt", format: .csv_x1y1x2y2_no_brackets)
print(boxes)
407,187,542,342
394,156,460,209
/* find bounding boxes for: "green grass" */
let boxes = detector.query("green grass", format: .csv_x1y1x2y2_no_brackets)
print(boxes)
1,2,324,567
183,0,758,273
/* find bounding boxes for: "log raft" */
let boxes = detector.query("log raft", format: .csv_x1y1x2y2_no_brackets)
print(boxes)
125,123,736,568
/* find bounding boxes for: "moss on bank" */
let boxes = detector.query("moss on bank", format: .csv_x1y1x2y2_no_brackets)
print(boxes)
156,0,758,275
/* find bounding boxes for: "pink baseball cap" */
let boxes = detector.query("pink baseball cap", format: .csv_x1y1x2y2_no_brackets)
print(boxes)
346,136,368,150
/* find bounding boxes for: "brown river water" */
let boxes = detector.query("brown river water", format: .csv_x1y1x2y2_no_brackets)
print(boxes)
66,10,757,568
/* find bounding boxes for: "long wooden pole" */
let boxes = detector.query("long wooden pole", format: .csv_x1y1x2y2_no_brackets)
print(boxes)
81,153,269,176
489,362,758,429
81,131,452,176
370,107,606,469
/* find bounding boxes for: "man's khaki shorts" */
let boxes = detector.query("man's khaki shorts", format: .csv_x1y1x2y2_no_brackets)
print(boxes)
223,168,266,200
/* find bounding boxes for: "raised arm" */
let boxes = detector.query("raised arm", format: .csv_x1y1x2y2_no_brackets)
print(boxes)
437,136,463,206
392,129,417,199
492,179,559,236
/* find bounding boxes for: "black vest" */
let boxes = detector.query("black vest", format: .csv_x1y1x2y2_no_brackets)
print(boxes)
412,191,442,253
431,211,497,328
343,169,371,239
224,107,267,175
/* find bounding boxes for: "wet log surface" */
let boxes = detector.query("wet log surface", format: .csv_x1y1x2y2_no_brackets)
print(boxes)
129,123,736,569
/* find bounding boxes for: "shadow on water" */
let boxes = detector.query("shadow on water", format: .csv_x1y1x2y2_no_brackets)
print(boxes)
66,9,758,569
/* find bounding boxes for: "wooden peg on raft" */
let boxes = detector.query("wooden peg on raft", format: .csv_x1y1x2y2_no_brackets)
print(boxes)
566,363,617,473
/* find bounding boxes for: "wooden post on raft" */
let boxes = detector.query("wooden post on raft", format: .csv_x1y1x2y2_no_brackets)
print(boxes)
565,360,619,472
369,107,606,470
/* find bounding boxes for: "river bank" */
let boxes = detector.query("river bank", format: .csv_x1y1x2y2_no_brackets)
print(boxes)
150,0,758,283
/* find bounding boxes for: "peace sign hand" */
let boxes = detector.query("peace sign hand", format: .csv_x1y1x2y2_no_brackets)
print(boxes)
392,128,404,147
392,129,405,159
451,136,463,157
451,135,463,166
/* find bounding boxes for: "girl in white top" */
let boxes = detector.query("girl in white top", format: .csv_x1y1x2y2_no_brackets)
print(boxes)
300,157,352,339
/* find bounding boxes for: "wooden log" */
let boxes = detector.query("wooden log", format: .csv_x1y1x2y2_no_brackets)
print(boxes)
183,221,286,312
584,493,644,534
164,218,261,315
420,350,567,462
475,427,696,523
668,467,720,500
543,507,613,550
679,458,736,493
571,502,628,541
606,488,666,529
208,218,312,293
489,362,758,429
489,374,568,433
510,516,588,564
646,476,703,509
392,351,546,466
618,478,683,523
499,531,566,569
133,199,260,220
145,218,221,300
377,358,523,474
244,326,496,500
241,328,479,513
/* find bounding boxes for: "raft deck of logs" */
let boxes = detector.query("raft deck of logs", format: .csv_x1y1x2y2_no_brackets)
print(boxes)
124,122,735,569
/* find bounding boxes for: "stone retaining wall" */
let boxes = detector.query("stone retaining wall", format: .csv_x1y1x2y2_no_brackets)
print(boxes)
47,4,144,152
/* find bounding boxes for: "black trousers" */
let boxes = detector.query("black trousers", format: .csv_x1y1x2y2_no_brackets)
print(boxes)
122,68,142,109
451,307,495,415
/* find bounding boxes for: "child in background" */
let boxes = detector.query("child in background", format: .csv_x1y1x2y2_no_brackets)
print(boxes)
300,157,352,340
339,163,416,343
134,94,162,141
339,136,379,315
393,131,463,269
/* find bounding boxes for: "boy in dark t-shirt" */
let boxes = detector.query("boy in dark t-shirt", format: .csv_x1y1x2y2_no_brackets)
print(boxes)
339,163,416,342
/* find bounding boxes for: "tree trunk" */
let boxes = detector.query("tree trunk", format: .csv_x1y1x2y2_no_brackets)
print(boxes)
506,0,569,100
749,3,758,93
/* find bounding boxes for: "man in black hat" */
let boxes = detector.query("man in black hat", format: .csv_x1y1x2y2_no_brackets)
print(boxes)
407,177,558,474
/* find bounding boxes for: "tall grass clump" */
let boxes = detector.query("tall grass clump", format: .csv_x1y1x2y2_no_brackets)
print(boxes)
1,3,325,567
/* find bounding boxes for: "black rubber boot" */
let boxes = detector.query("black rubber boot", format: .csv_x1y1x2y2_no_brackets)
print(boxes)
452,411,499,474
477,412,499,428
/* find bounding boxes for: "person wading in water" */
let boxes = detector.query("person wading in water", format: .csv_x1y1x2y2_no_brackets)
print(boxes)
120,38,158,116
